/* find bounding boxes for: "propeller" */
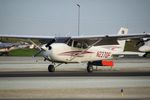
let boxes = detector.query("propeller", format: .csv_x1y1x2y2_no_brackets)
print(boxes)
45,39,55,50
28,39,45,57
33,48,44,57
28,39,53,62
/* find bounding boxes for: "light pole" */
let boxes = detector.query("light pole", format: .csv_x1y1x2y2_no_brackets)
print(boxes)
77,4,80,36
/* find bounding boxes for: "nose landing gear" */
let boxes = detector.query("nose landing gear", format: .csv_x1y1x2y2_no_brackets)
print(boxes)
48,63,62,72
48,65,55,72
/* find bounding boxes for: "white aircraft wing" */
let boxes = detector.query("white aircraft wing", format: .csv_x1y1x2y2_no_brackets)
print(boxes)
0,33,150,46
0,34,55,44
71,33,150,46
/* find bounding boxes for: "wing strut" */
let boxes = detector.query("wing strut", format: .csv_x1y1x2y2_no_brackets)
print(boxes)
28,39,41,50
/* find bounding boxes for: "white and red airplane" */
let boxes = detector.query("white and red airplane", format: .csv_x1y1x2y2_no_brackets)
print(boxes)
0,27,150,72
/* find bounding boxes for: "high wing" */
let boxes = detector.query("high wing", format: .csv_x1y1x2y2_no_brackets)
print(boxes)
0,34,55,44
0,33,150,46
71,33,150,46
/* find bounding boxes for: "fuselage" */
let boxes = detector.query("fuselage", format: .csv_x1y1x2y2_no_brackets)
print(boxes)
41,43,123,63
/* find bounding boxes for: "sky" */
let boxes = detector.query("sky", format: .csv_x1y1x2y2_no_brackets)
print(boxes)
0,0,150,36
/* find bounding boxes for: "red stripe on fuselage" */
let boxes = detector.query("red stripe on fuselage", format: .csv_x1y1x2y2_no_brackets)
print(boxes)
59,51,94,56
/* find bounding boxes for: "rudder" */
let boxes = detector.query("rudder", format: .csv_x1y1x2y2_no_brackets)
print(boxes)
117,27,128,52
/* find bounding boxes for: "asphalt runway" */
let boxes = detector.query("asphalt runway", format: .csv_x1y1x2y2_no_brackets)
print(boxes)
0,76,150,99
0,57,150,99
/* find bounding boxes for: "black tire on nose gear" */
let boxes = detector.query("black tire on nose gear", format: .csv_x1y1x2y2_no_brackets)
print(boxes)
87,63,93,73
48,65,55,72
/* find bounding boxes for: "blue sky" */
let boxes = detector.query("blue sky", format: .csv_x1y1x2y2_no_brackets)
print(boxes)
0,0,150,36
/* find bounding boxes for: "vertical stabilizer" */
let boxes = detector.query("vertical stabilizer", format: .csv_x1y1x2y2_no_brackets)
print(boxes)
118,27,128,35
117,27,128,52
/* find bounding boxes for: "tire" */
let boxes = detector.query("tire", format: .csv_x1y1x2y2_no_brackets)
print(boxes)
87,63,93,73
48,65,55,72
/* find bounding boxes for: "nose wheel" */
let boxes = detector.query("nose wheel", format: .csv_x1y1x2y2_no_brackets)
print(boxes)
48,65,55,72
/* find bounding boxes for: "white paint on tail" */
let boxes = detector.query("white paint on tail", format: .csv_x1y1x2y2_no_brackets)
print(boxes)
117,27,128,52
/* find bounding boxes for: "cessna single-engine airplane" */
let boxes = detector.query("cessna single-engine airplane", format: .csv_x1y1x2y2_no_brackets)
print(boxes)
0,27,150,72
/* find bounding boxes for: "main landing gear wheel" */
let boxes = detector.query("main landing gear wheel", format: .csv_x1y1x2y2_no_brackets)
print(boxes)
87,63,93,73
48,65,55,72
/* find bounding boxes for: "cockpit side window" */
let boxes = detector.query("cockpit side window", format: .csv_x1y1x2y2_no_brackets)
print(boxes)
73,41,88,49
74,41,82,48
67,39,88,49
82,42,88,49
